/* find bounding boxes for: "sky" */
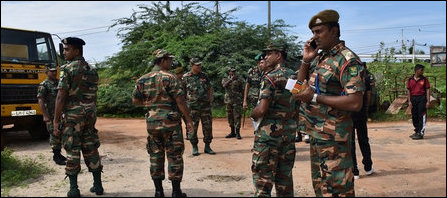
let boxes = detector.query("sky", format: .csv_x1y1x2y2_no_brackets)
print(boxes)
2,1,446,64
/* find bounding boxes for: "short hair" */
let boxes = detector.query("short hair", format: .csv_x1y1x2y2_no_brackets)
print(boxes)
414,64,424,71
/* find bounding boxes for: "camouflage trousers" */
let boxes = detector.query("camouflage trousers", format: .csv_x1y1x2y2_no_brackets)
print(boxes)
226,102,242,129
188,106,213,145
146,125,185,181
310,137,355,197
61,110,102,176
251,120,296,197
46,120,62,150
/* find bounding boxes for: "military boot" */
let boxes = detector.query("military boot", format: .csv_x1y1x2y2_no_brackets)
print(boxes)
67,174,80,197
53,149,67,165
191,144,199,156
225,126,236,138
235,128,241,139
153,179,164,197
171,180,187,197
204,143,215,155
90,170,104,195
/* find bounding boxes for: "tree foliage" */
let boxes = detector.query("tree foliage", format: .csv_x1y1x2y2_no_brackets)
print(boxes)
97,2,302,115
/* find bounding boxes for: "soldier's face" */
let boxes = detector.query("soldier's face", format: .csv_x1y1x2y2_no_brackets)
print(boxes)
265,51,280,68
258,60,267,72
191,64,201,73
160,57,173,70
311,25,338,50
63,44,79,61
46,70,57,80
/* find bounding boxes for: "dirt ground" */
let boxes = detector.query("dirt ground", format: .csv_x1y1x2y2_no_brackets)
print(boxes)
2,118,446,197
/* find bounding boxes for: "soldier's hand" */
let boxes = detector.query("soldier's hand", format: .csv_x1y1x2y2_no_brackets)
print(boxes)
53,122,61,137
186,121,193,136
43,116,50,122
292,80,314,103
303,39,319,63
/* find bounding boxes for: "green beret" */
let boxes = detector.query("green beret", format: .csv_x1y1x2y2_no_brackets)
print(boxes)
308,9,339,29
254,52,266,61
190,58,202,65
173,67,184,74
62,37,85,46
262,41,285,52
152,49,174,59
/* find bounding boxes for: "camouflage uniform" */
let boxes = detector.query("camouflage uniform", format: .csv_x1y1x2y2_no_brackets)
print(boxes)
132,65,185,181
37,78,62,150
222,74,244,130
246,67,263,107
303,41,365,196
251,64,299,197
182,71,213,145
58,56,102,175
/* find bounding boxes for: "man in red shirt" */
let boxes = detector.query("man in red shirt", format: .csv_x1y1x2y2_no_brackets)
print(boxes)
407,64,430,140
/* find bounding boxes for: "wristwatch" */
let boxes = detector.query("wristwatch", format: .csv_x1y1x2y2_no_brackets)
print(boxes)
312,93,318,103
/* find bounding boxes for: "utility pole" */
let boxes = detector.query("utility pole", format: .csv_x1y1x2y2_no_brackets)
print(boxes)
268,1,271,40
215,1,219,27
412,39,415,63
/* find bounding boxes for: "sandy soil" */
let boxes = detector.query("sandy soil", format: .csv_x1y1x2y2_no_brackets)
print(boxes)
2,118,446,197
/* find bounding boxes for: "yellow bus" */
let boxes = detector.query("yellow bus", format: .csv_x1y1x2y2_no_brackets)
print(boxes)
1,27,60,146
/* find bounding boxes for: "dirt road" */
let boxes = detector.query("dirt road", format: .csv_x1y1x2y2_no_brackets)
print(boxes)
3,118,446,197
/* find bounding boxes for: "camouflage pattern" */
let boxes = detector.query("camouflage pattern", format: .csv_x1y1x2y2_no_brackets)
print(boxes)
58,56,102,175
37,78,62,150
246,67,263,107
302,41,365,196
251,64,299,197
222,74,244,129
132,65,185,181
182,71,213,144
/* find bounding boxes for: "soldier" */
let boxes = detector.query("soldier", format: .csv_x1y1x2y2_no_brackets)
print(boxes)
173,66,189,139
243,53,265,110
53,37,104,197
222,67,244,139
37,65,67,165
133,49,193,197
250,42,299,197
293,9,365,196
182,58,215,156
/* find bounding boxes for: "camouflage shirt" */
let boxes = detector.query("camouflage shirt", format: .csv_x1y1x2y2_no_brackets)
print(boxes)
258,64,298,135
37,78,58,119
246,67,263,102
222,75,244,104
58,56,98,113
133,65,184,130
303,41,365,142
182,71,211,109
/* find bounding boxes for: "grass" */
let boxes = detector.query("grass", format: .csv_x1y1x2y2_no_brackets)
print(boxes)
1,148,54,196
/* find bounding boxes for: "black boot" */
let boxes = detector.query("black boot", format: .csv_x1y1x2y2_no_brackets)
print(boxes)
90,170,104,195
235,128,241,139
172,180,187,197
67,174,80,197
225,126,236,138
153,179,164,197
53,149,67,165
191,144,199,156
204,143,215,155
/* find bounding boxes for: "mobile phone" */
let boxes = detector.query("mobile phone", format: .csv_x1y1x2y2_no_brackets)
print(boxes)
310,40,317,49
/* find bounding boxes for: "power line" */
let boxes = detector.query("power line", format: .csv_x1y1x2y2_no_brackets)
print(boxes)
344,23,444,32
55,25,111,34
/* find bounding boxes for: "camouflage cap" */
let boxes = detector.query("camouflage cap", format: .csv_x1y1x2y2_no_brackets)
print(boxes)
262,41,285,52
308,9,339,29
153,49,174,59
254,52,266,61
173,67,184,74
46,65,57,71
228,67,236,72
190,57,202,65
62,37,86,46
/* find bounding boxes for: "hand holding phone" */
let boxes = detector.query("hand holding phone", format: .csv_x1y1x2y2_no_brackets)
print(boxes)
310,40,317,49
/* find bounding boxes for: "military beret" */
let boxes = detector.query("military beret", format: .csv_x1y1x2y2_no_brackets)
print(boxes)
153,49,174,59
308,9,339,29
46,65,57,71
173,67,184,74
190,58,202,65
254,52,266,61
262,41,285,52
62,37,85,46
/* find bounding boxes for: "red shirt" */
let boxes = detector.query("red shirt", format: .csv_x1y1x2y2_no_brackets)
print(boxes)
407,75,430,96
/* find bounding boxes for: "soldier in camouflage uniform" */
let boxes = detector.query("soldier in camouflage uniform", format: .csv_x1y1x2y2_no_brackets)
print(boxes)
243,53,265,110
250,42,300,197
222,67,244,139
182,58,215,156
37,65,67,165
293,10,365,197
133,49,193,197
173,66,189,140
53,37,103,197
